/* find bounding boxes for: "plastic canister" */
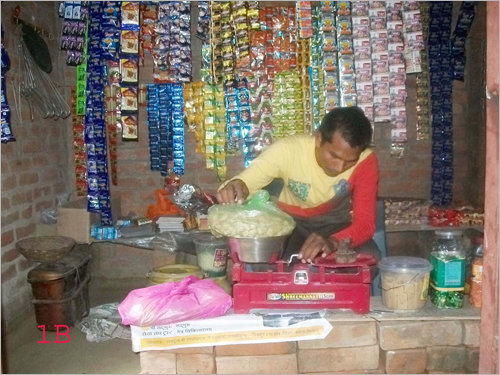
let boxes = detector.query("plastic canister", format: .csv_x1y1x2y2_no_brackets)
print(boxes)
147,264,203,286
430,230,466,309
469,236,484,308
193,234,228,278
377,256,433,310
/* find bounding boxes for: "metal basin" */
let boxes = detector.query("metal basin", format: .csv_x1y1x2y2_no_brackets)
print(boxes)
227,235,290,263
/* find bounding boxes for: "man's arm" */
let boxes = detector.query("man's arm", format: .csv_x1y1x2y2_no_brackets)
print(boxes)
331,153,379,247
219,139,289,196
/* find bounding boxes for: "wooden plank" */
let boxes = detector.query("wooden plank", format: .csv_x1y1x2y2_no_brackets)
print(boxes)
480,2,499,373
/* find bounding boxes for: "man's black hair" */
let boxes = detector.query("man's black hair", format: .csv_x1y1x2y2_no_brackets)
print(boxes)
319,107,373,149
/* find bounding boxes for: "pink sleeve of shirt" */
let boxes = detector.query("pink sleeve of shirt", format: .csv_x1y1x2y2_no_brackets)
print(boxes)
331,152,379,248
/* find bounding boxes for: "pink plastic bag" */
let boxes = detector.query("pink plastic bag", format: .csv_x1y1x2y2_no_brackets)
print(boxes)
118,276,232,327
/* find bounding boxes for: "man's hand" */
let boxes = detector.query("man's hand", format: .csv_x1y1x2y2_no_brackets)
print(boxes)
298,234,338,263
216,179,250,204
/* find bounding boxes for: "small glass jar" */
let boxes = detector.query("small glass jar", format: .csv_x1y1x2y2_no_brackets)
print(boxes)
430,230,466,309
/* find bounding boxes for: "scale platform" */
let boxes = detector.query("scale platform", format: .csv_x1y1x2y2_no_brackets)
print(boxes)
232,254,377,314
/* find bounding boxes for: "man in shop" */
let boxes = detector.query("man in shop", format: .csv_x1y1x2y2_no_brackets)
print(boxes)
217,106,381,267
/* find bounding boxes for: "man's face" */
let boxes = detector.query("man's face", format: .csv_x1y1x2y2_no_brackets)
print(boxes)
315,131,363,177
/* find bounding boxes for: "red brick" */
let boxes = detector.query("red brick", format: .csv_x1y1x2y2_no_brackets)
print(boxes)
117,177,143,187
1,144,15,157
40,169,60,183
170,347,214,354
11,191,33,206
34,186,52,199
118,161,150,175
2,212,19,227
15,223,35,240
53,182,65,194
139,191,156,201
140,351,176,374
17,258,32,272
119,147,150,160
2,175,17,191
1,198,11,212
11,158,33,171
380,169,400,180
49,126,61,138
19,172,39,186
199,173,218,186
216,342,296,356
1,230,15,248
216,354,298,374
177,354,215,374
35,200,54,213
22,139,43,153
31,124,47,139
145,176,162,187
20,206,33,220
411,168,430,179
1,248,20,263
1,264,17,282
32,155,49,168
2,158,10,173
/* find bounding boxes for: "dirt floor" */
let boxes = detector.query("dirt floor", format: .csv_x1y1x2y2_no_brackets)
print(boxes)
4,277,146,374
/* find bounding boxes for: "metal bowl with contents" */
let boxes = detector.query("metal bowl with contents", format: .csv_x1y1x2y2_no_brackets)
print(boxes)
227,235,290,263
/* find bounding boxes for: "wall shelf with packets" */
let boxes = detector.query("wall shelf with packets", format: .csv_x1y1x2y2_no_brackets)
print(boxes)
386,224,484,234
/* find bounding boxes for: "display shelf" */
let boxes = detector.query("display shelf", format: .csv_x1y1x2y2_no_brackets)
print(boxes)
386,224,484,233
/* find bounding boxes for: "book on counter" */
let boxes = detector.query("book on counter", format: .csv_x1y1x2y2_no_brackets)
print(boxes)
156,216,185,233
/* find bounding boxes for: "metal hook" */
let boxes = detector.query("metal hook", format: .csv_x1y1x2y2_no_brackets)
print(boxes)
11,6,54,41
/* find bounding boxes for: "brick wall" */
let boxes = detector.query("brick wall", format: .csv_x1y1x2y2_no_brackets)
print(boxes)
0,2,486,328
139,319,481,374
1,2,72,331
100,2,485,218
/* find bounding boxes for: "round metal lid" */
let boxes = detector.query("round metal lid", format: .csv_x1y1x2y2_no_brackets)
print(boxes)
435,230,464,239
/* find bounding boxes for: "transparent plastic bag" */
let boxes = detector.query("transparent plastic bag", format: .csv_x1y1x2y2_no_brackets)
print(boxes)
208,190,295,238
118,276,232,327
76,303,131,342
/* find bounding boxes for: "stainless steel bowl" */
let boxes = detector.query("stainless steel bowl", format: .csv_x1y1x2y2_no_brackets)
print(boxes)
227,235,290,263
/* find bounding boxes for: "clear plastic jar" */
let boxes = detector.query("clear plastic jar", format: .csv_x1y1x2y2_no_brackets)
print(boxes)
430,230,466,309
469,236,484,308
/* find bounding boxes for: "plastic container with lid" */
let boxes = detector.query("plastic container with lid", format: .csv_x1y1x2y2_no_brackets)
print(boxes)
378,256,433,311
469,236,484,308
430,230,466,309
147,264,203,286
193,234,228,278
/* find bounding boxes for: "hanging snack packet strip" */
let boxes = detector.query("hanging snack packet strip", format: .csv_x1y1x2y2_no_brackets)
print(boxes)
171,84,185,176
193,81,205,153
140,3,157,54
386,1,407,158
86,2,113,225
1,26,15,144
71,87,87,195
147,84,160,171
415,2,430,141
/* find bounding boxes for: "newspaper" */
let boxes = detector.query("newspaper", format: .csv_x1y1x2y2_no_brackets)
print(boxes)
130,310,332,352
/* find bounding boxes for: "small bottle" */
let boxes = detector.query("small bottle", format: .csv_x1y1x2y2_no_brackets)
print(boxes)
164,169,180,194
469,236,484,308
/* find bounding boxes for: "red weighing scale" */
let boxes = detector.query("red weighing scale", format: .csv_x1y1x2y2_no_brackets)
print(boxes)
231,253,377,314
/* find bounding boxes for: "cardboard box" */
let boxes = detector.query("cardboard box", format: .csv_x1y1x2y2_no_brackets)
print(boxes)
57,197,121,244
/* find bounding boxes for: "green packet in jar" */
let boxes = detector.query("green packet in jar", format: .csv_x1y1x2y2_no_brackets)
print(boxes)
430,251,466,309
